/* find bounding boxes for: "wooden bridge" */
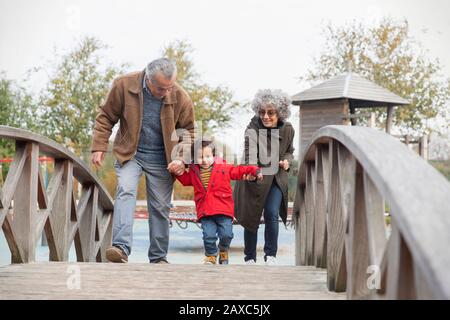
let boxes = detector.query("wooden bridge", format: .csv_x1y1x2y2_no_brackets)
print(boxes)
0,125,449,300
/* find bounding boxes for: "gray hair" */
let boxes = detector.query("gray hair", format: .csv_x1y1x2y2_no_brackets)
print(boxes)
145,58,177,82
251,89,292,121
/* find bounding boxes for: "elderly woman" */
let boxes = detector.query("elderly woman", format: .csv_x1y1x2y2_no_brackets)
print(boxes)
233,89,295,265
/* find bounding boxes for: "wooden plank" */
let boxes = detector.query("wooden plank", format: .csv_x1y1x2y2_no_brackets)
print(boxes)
46,161,65,208
41,160,65,261
0,263,346,300
48,159,73,261
69,185,94,260
386,220,416,299
37,168,48,209
0,126,113,212
363,172,387,266
386,106,395,134
326,141,347,292
346,162,370,299
70,190,77,222
337,144,355,225
10,142,39,263
0,142,27,228
299,188,307,266
297,124,450,299
34,209,51,250
377,243,388,298
305,162,315,266
396,231,417,299
95,210,113,262
414,266,435,299
300,100,346,109
294,185,304,266
76,185,93,220
321,146,330,205
0,208,6,231
78,186,98,262
74,230,83,262
0,186,3,209
314,145,327,268
1,216,20,264
33,168,50,250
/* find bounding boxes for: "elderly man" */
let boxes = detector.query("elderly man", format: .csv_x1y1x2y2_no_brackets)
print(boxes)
91,58,194,264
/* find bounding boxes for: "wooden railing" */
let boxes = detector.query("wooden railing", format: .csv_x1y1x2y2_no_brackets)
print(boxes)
293,125,450,299
0,126,114,263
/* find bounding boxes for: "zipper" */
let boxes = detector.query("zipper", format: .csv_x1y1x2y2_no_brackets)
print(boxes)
192,162,215,193
133,86,144,158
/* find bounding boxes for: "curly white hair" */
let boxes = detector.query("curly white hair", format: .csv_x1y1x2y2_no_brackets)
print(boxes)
251,89,292,121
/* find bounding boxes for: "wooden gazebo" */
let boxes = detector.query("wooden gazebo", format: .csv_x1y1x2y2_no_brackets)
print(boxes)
292,72,409,156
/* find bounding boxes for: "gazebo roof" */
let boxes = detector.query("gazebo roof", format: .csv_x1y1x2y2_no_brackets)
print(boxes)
292,73,409,108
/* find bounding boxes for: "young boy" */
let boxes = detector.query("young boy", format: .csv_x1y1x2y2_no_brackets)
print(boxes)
175,139,262,264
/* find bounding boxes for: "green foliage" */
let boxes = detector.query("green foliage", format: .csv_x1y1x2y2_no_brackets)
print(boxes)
163,40,240,134
38,37,126,155
0,74,37,157
303,18,450,136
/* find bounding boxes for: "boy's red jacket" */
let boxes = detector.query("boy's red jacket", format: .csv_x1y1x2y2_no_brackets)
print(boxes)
176,159,259,221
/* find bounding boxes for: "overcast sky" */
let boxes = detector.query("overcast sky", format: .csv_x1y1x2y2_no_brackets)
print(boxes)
1,0,449,157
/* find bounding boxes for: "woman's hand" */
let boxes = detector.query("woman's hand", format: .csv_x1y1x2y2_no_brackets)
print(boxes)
242,172,263,182
279,159,289,171
256,172,264,181
242,174,256,181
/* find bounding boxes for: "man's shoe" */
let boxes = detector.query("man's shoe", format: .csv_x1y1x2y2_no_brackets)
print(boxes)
150,257,169,264
219,251,229,265
245,259,256,265
203,255,217,265
106,246,128,263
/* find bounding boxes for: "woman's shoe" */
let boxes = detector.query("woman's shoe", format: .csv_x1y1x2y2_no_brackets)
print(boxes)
265,256,277,265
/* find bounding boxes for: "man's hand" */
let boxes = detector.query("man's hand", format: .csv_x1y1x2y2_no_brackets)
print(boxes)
91,151,105,169
279,159,289,171
167,160,185,176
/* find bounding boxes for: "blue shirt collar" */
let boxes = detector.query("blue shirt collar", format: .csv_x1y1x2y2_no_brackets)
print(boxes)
142,75,150,94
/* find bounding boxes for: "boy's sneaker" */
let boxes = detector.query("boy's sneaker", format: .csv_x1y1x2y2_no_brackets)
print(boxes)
106,246,128,263
219,251,229,265
265,256,277,265
245,259,256,265
203,255,217,265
